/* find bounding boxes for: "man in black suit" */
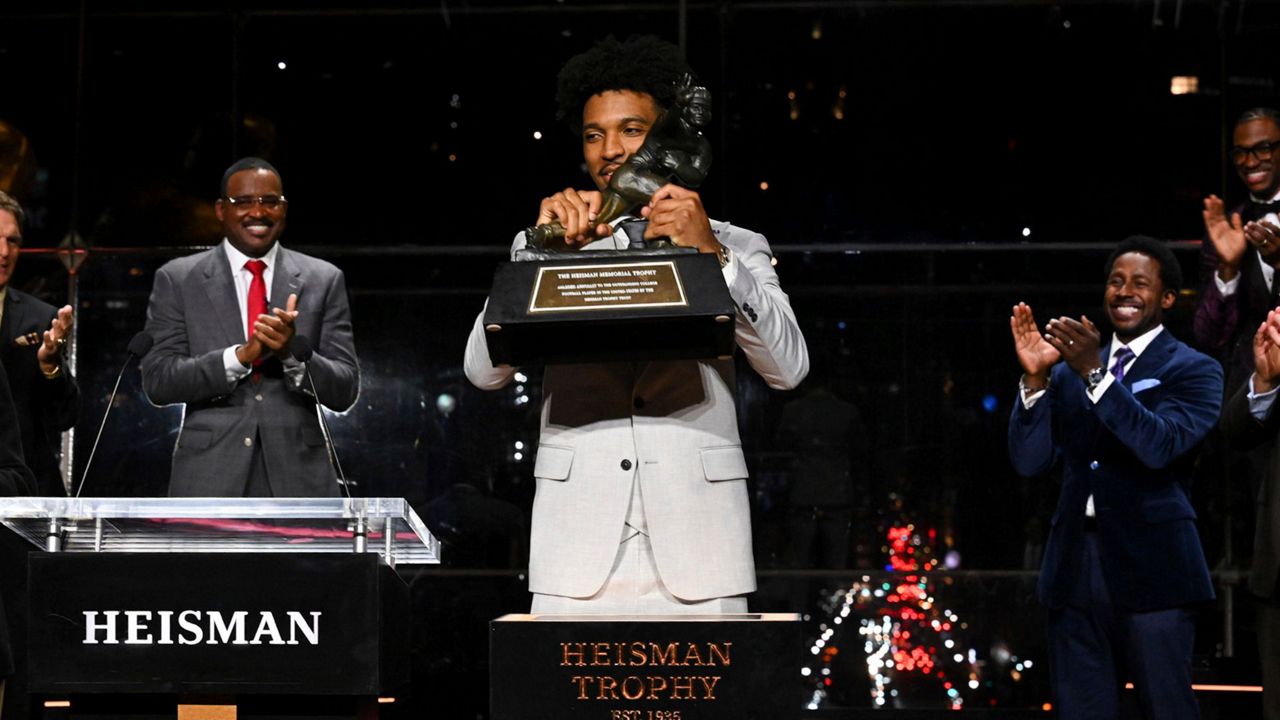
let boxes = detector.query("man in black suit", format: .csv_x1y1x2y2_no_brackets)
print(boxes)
1219,224,1280,720
1195,110,1280,720
0,191,77,497
0,190,75,720
0,361,36,717
1196,108,1280,388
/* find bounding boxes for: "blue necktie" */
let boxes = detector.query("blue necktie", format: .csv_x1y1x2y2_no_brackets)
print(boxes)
1110,346,1136,383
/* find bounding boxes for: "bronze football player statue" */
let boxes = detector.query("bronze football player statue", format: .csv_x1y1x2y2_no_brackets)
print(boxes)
525,73,712,250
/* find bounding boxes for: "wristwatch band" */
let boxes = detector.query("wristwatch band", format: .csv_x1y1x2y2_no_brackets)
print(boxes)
1086,366,1105,391
716,243,731,269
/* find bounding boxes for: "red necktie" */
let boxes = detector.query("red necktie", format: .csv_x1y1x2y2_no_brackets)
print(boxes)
245,260,268,372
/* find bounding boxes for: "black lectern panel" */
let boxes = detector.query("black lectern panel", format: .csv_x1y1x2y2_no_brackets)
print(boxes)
28,553,408,696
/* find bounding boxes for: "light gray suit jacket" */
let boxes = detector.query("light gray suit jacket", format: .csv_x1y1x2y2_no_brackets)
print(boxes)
465,221,808,601
142,243,359,497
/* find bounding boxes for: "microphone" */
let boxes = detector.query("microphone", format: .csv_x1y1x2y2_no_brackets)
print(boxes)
291,336,352,499
127,332,155,358
75,331,154,498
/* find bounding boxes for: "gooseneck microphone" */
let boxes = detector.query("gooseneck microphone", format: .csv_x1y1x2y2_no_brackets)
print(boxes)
75,331,154,498
291,336,352,499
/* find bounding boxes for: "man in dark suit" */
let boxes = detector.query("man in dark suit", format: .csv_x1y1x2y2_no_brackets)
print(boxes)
1196,107,1280,389
1219,219,1280,720
141,157,359,497
1195,109,1280,720
0,361,36,718
1009,236,1222,720
0,191,77,497
0,191,75,720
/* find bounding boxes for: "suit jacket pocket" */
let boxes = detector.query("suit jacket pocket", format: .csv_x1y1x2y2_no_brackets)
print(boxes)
534,444,574,481
1131,378,1161,394
700,445,748,482
178,427,212,450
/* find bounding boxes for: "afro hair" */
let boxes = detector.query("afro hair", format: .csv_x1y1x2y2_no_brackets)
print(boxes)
555,35,693,133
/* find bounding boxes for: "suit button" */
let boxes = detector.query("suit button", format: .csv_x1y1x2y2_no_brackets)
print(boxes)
255,394,264,402
1089,461,1099,470
620,459,633,471
244,437,254,448
633,397,645,409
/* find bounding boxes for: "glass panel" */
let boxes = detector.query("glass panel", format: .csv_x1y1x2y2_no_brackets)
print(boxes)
0,496,440,564
1,1,1271,713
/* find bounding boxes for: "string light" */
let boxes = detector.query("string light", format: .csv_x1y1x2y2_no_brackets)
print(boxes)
801,521,1037,710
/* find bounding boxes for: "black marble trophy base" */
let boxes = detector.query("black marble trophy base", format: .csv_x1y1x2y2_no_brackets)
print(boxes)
482,251,736,366
490,613,802,720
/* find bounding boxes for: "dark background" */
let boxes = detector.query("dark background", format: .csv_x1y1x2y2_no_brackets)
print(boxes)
0,1,1275,716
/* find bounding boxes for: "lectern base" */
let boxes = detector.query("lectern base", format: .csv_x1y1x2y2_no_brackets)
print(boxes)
36,693,386,720
27,552,409,720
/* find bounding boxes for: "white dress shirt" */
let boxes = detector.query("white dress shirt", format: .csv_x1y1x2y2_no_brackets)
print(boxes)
1214,189,1280,296
217,239,305,388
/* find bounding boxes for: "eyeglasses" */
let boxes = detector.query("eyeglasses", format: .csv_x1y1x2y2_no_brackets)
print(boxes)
1231,140,1280,164
224,194,287,209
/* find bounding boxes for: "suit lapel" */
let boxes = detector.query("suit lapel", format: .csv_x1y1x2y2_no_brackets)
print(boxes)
1083,332,1174,458
270,245,304,312
0,291,12,345
1120,329,1175,389
0,292,14,363
1245,252,1276,313
200,246,248,347
1,290,33,347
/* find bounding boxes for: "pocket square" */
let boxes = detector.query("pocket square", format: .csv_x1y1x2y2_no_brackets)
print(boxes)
1131,378,1161,393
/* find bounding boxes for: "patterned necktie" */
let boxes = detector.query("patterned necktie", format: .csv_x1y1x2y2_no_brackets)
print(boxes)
244,260,268,375
1110,346,1136,383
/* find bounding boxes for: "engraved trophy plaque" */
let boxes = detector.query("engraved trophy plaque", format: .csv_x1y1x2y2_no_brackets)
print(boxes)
483,76,735,365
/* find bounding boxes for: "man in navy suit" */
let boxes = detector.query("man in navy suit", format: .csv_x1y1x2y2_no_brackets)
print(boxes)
1008,235,1221,720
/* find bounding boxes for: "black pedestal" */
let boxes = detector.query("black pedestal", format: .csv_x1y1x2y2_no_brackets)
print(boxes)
482,252,737,365
490,613,802,720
